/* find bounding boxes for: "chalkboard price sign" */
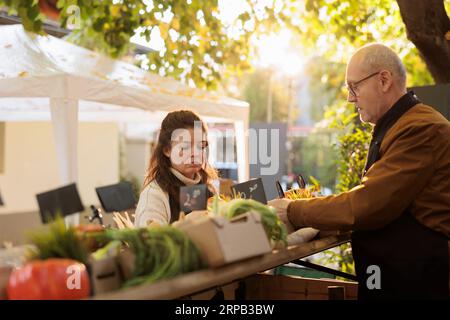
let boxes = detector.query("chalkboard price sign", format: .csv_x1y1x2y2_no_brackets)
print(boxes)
180,184,207,213
36,183,84,223
231,178,267,204
95,181,136,213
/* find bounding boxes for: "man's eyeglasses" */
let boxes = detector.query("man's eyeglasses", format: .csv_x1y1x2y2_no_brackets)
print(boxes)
346,71,380,97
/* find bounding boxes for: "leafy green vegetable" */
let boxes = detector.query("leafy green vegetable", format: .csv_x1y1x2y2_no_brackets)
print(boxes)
96,226,205,287
27,217,89,265
219,198,287,246
91,240,122,261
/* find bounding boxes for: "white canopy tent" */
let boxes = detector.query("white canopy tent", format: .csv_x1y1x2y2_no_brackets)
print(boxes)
0,25,249,223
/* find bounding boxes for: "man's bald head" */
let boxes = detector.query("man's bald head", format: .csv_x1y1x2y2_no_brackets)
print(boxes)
349,43,407,89
346,43,409,124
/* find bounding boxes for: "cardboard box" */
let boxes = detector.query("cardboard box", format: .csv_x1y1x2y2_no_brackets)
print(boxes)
117,248,135,281
245,274,358,300
177,212,272,267
88,256,122,295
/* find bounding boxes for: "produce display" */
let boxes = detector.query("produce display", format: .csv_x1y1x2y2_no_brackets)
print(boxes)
284,177,322,200
284,188,316,199
274,177,322,246
1,196,298,299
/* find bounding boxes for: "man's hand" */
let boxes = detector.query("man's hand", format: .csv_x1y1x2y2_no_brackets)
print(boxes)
268,198,295,234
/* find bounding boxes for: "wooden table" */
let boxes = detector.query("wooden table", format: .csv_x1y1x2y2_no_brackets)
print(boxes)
92,232,351,300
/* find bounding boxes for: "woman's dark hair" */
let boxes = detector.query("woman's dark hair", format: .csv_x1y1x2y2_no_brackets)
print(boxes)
143,110,218,205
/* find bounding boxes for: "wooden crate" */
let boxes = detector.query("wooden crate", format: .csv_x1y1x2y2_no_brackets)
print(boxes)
245,273,358,300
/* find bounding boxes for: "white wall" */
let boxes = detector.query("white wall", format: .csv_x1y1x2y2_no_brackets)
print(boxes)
0,122,119,214
124,139,151,188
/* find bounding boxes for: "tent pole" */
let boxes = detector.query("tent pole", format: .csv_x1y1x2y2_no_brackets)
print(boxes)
235,110,249,182
50,98,80,226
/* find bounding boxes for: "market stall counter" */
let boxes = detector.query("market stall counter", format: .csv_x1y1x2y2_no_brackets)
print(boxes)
91,231,351,300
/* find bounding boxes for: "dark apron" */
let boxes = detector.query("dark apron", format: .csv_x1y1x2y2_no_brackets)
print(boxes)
352,92,449,299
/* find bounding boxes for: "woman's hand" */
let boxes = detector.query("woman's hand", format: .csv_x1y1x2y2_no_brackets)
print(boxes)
113,211,134,229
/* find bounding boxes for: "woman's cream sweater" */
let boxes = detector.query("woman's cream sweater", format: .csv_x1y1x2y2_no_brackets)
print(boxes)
134,168,201,227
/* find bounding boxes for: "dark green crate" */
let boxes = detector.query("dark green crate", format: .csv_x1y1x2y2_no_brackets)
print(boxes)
273,265,336,279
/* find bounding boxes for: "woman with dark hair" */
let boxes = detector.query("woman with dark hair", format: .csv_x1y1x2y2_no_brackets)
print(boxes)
134,110,218,227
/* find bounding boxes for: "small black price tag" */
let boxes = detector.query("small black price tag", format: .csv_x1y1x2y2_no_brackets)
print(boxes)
180,184,207,213
231,178,267,204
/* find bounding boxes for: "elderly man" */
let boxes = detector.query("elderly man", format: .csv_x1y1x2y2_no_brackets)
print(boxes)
269,43,450,299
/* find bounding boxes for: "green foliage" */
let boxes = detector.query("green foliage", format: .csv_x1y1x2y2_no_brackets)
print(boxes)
1,0,44,33
320,243,355,280
1,0,297,89
284,58,345,192
243,69,293,122
291,132,338,191
324,101,372,192
2,0,443,89
295,0,437,85
60,0,144,58
302,58,347,121
27,216,89,265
